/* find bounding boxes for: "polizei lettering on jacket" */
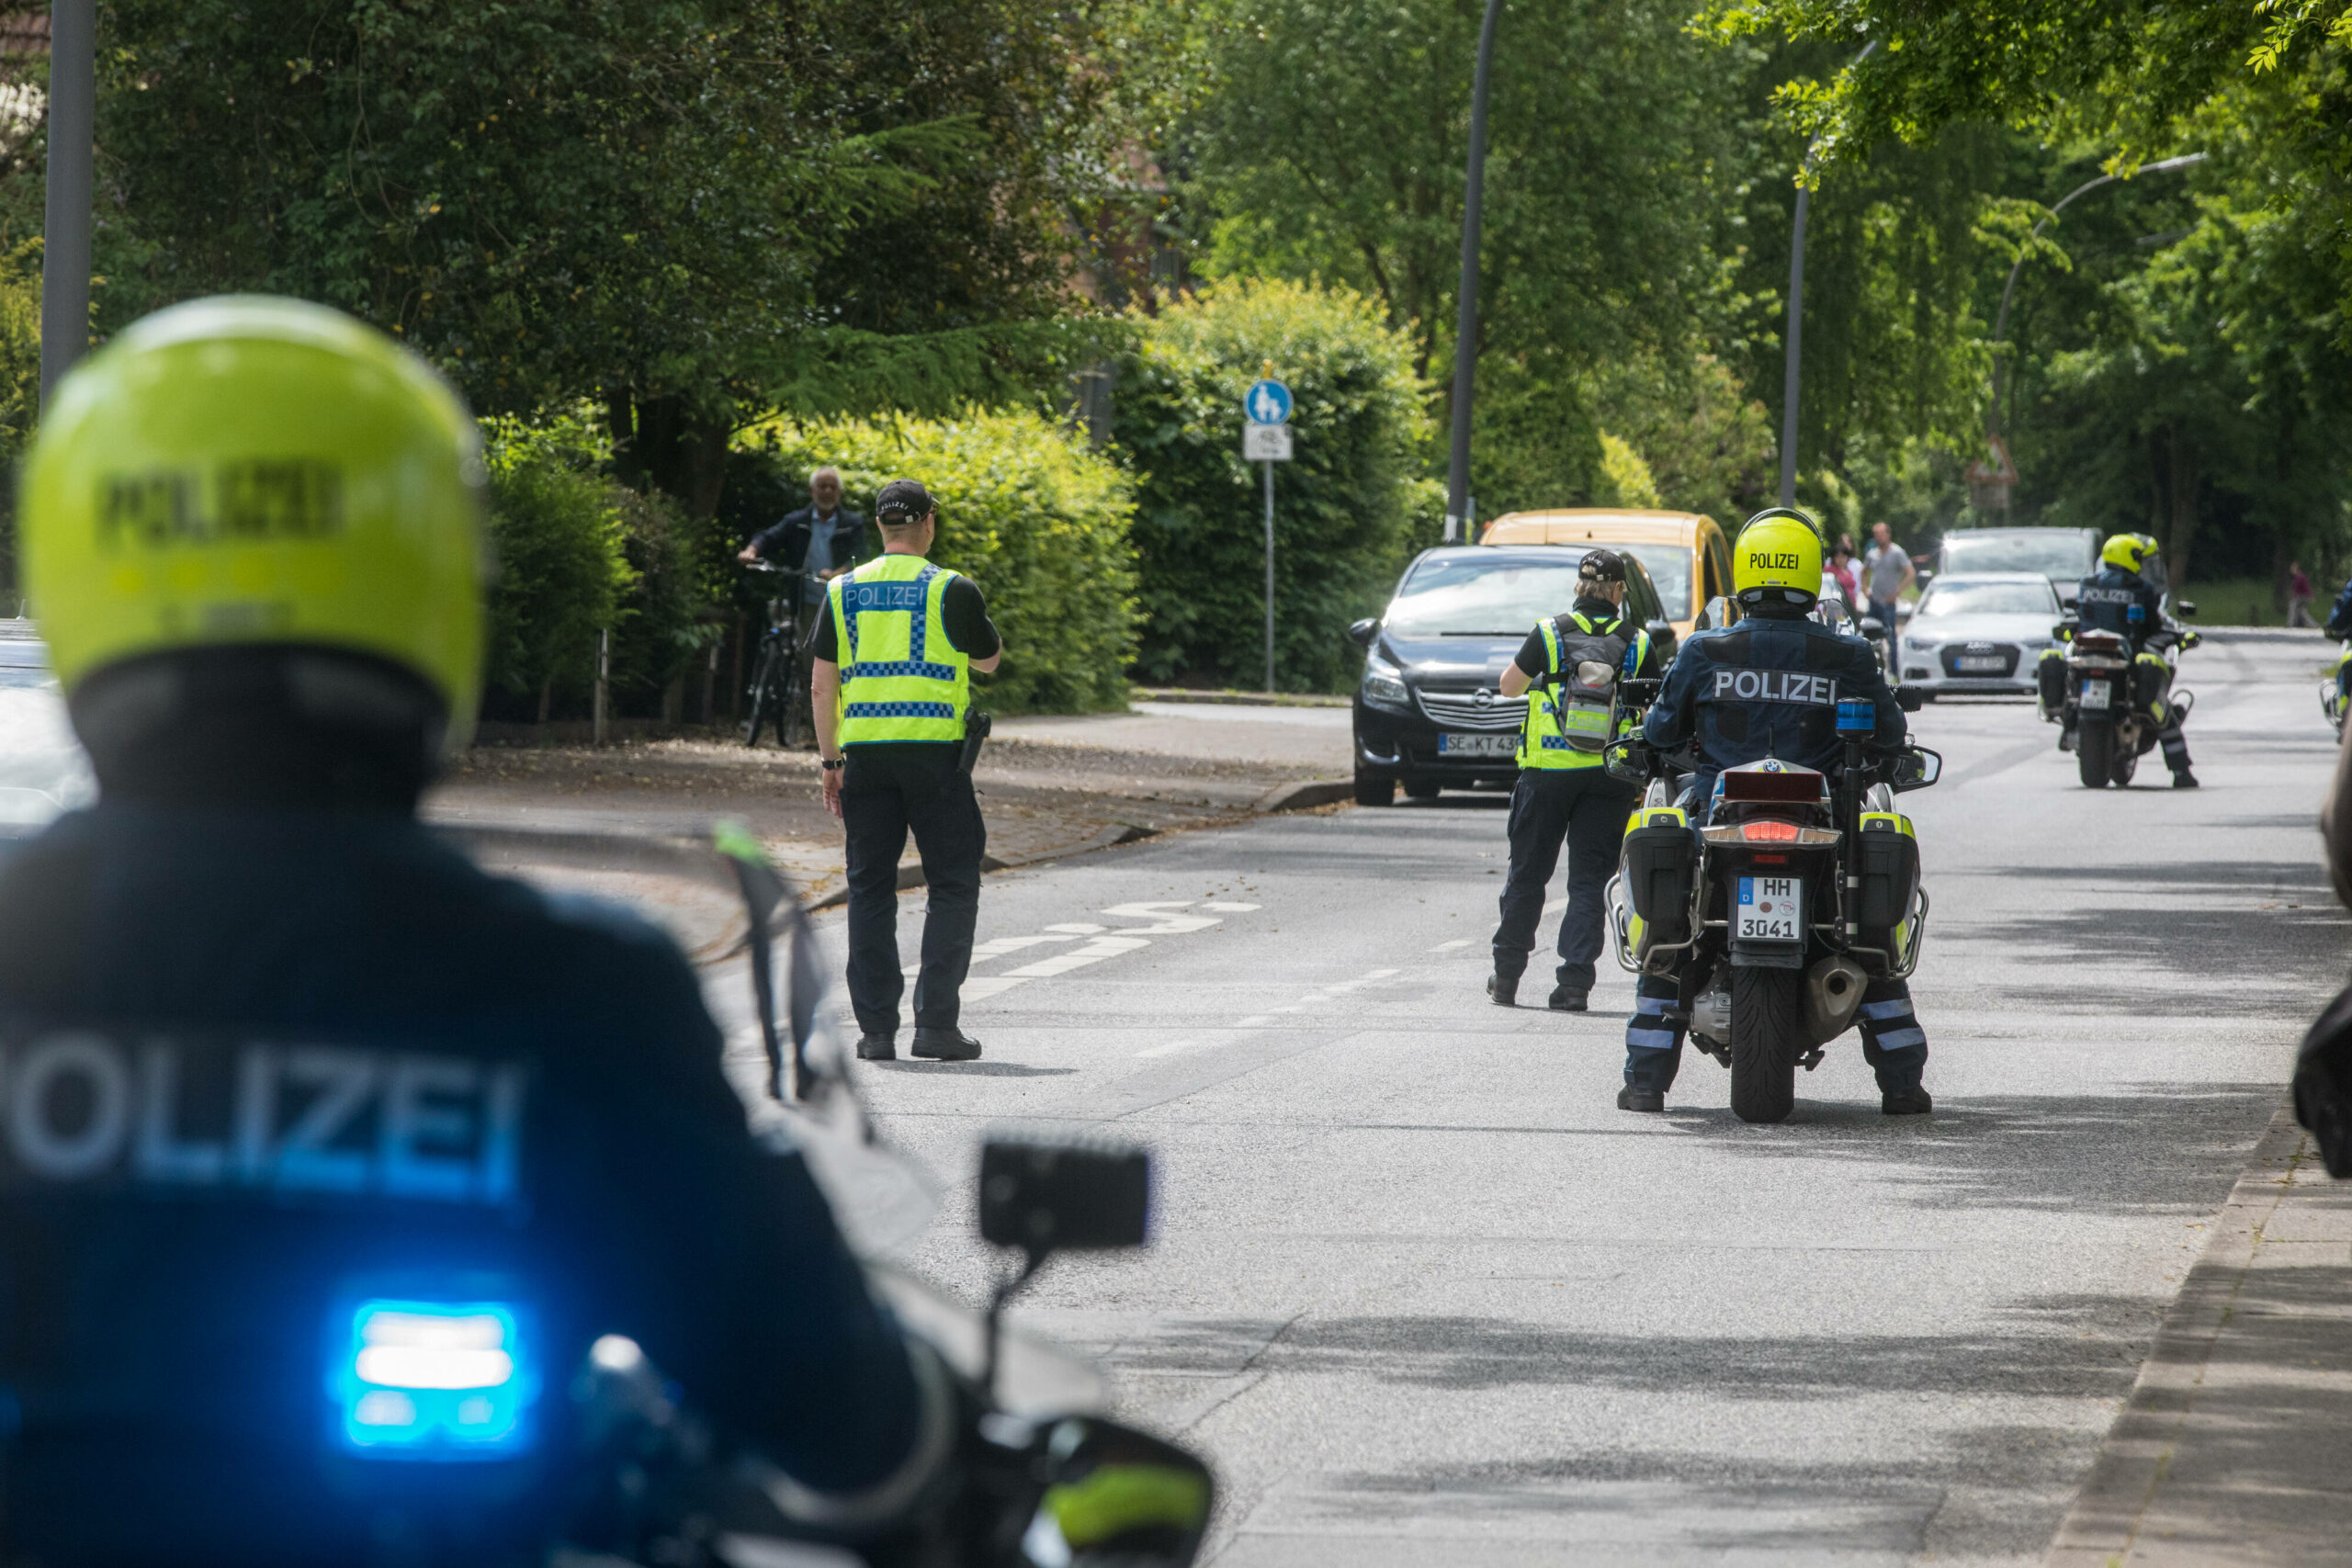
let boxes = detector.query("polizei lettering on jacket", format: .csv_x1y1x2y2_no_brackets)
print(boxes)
0,1033,526,1204
2078,585,2139,606
1708,670,1838,705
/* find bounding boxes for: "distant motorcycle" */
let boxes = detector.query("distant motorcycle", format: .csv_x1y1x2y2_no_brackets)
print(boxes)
1604,710,1942,1125
2039,615,2199,789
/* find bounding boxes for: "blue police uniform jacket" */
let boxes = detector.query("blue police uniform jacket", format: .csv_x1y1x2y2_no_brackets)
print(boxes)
0,804,922,1565
1643,609,1905,805
2075,565,2164,649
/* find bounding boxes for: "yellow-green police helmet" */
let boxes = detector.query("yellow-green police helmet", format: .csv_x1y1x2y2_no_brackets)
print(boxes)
1732,509,1824,605
2101,532,2158,574
21,295,487,741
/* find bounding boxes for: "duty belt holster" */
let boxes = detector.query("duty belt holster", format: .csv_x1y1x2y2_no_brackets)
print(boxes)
957,711,992,777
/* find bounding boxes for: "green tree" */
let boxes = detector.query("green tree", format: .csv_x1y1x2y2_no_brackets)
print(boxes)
1178,0,1746,513
91,0,1142,515
479,415,634,717
1112,278,1435,692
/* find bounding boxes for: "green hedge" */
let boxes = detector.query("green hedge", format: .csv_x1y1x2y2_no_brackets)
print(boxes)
741,412,1138,714
1114,278,1436,692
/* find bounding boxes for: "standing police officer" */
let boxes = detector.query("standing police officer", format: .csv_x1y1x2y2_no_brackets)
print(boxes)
809,479,1003,1063
1621,513,1932,1116
1488,548,1661,1011
2075,532,2199,788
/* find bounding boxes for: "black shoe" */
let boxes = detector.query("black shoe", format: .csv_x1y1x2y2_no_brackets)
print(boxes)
2173,770,2200,789
1882,1088,1934,1115
856,1032,897,1061
1487,973,1519,1008
911,1028,982,1061
1547,987,1588,1012
1617,1086,1665,1113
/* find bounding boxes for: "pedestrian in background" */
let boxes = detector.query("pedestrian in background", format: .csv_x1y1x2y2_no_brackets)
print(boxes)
1861,521,1915,664
2289,561,2316,628
737,466,872,614
809,479,1004,1063
1487,548,1663,1012
1829,534,1860,607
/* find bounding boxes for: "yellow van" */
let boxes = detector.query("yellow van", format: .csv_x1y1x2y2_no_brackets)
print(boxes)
1479,509,1733,638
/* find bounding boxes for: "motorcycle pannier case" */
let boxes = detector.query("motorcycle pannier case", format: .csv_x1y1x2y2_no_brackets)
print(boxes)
2131,657,2168,716
1622,809,1697,943
1854,813,1919,931
2036,649,2065,717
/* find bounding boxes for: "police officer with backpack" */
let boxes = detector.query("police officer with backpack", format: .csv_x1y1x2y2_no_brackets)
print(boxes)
1487,548,1663,1012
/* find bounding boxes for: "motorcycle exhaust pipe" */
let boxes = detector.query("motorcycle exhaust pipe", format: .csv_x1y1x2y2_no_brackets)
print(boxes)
1804,956,1869,1047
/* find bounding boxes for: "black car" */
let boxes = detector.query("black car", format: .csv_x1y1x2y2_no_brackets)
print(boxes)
1348,546,1672,805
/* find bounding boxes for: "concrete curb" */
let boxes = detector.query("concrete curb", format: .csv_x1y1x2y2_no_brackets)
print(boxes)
807,820,1160,910
1130,687,1351,709
2198,627,2329,644
1250,777,1355,814
2042,1105,2335,1567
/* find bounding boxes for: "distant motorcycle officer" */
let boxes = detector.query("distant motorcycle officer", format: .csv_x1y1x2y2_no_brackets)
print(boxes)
2075,532,2199,788
810,479,1004,1063
1487,548,1662,1011
1621,511,1932,1116
0,299,940,1566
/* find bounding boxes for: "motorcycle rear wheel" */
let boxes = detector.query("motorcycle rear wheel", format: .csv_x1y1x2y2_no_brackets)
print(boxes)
2076,719,2112,789
2109,739,2139,788
1730,965,1802,1124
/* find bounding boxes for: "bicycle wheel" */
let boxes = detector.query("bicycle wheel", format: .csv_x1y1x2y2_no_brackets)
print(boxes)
781,647,814,749
741,640,780,747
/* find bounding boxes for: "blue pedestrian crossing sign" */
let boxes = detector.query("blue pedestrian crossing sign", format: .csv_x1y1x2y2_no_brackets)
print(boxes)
1245,378,1293,425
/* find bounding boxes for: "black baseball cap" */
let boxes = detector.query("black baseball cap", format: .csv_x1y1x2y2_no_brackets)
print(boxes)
876,479,935,523
1578,547,1627,584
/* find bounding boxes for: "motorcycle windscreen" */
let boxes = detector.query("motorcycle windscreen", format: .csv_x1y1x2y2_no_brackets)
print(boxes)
434,823,940,1258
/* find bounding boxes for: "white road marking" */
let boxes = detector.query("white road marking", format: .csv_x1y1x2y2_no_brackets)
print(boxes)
969,933,1080,959
1204,901,1261,911
1043,922,1107,934
1429,939,1472,952
1001,935,1153,978
1234,967,1407,1029
959,903,1229,1005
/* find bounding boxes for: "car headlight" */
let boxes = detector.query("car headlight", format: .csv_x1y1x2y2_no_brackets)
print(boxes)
1904,637,1938,654
1361,653,1409,712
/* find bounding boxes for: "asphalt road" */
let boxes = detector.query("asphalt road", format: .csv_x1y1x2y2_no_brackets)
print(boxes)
820,630,2349,1567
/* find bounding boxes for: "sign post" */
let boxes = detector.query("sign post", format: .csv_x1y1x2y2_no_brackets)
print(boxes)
1244,378,1294,694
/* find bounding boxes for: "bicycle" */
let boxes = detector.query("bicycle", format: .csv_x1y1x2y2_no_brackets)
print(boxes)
741,561,816,749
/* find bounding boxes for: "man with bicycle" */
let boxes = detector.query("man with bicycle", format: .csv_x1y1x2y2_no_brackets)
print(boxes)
735,465,871,603
810,479,1003,1065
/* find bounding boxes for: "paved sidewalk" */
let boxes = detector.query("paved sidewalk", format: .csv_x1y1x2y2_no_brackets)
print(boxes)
2048,1106,2352,1566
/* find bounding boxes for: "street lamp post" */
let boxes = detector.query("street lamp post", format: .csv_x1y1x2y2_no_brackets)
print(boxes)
40,0,96,410
1986,152,2206,437
1777,39,1875,512
1442,0,1504,545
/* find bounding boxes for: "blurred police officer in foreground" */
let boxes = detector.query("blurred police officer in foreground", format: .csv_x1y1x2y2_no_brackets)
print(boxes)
0,298,937,1565
1488,548,1662,1011
1622,513,1932,1116
2075,532,2199,787
809,479,1003,1063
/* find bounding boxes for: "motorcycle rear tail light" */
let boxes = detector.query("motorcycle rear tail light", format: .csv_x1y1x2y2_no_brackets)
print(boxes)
1740,820,1801,842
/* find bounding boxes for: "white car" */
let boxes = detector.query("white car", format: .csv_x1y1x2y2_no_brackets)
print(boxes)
1896,572,2064,699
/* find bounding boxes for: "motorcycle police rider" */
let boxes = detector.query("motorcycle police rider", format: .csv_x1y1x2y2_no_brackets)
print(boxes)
1487,547,1663,1012
0,299,945,1565
2074,532,2199,789
1618,511,1932,1117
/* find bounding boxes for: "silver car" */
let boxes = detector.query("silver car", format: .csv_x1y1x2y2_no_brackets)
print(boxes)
1896,572,2063,699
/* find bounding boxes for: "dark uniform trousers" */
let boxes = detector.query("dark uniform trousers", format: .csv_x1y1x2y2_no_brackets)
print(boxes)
842,742,985,1033
1494,767,1635,996
1625,972,1928,1095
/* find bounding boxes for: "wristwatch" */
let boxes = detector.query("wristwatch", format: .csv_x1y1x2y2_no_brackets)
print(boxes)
820,758,844,772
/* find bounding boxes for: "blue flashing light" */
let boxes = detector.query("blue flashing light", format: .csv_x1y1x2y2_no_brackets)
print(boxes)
1836,698,1877,735
334,1298,538,1460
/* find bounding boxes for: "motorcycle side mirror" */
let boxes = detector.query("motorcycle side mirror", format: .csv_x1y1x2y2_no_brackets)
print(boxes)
1860,616,1887,641
2178,601,2199,617
978,1132,1150,1398
1347,617,1378,649
1892,746,1941,790
1895,685,1925,713
1695,595,1736,632
1013,1416,1215,1568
